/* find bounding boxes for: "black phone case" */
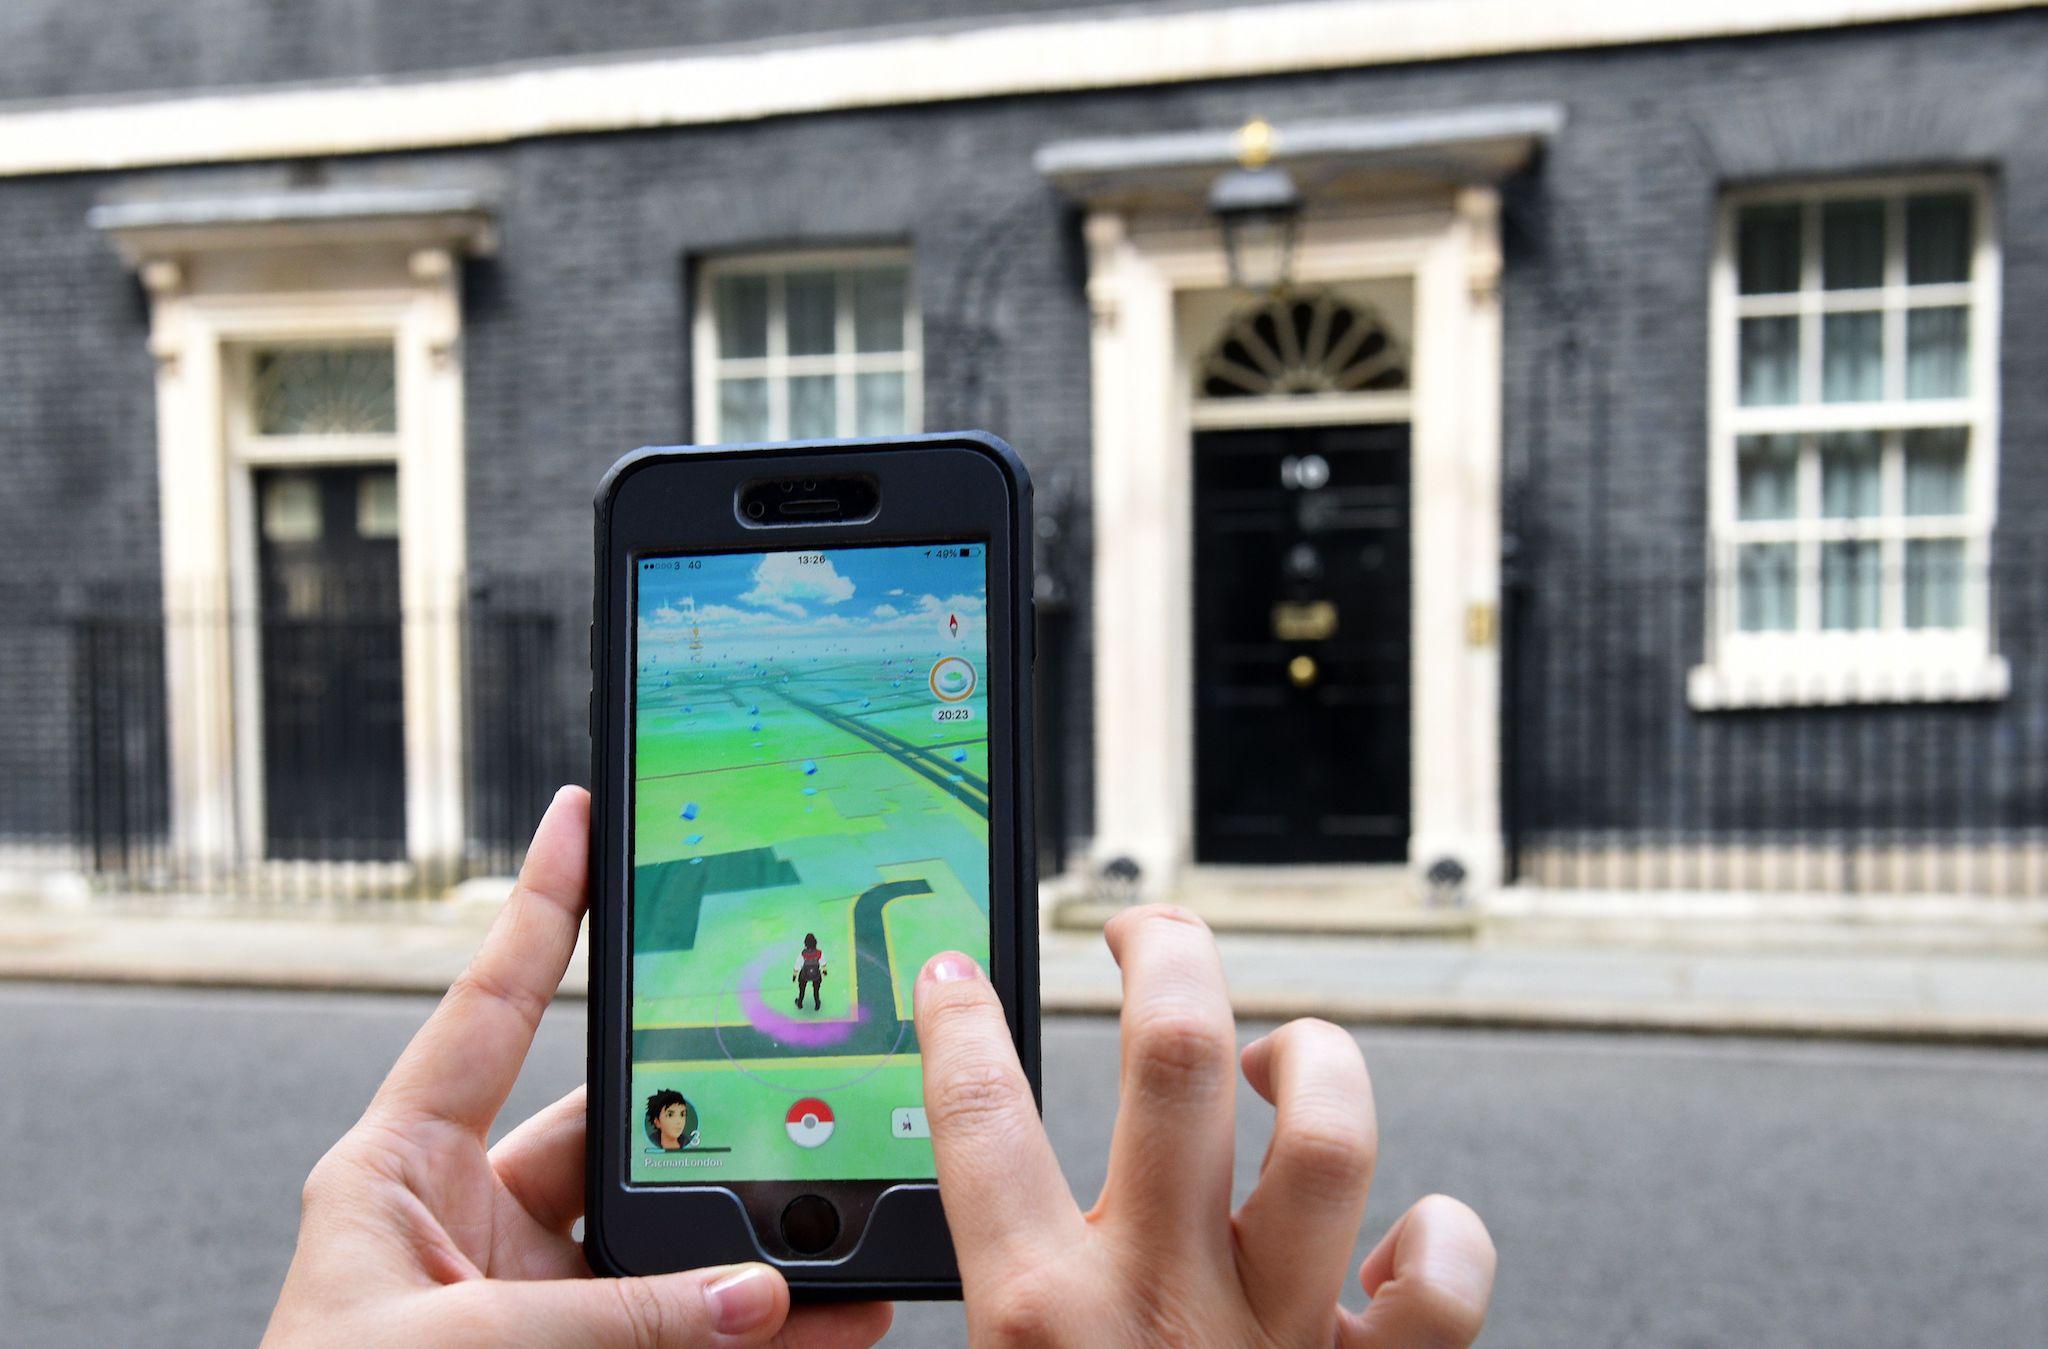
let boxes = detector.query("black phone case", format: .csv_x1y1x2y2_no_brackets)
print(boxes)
584,432,1039,1299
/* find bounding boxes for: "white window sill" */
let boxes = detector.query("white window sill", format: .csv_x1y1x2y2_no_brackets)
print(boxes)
1688,651,2009,710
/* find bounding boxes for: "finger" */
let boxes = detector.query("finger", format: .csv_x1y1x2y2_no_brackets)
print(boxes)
490,1084,588,1235
913,951,1080,1287
1337,1195,1496,1349
1098,905,1237,1256
780,1301,896,1349
443,1262,808,1347
1232,1019,1378,1342
373,786,590,1133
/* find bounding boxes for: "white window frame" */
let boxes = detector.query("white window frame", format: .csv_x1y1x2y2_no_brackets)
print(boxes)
691,248,921,443
1692,174,2005,710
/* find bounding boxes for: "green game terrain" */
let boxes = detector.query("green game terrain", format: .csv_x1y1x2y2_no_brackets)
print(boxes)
629,649,990,1185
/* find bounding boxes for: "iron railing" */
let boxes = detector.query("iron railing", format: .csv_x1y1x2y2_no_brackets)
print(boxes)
1,578,581,904
1,575,1079,903
1503,542,2048,896
9,547,2040,902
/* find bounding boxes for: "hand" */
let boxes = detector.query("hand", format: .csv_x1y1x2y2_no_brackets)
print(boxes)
263,787,892,1349
915,905,1496,1347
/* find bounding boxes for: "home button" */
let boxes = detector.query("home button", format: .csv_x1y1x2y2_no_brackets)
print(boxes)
779,1194,840,1256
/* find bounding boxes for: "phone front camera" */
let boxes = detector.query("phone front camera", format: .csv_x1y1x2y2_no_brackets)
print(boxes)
746,501,766,519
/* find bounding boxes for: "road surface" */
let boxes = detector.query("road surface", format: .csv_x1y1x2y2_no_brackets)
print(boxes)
2,982,2044,1347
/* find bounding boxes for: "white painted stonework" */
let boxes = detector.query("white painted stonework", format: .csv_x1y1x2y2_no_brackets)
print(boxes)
0,0,2022,177
1083,190,1506,901
102,217,488,872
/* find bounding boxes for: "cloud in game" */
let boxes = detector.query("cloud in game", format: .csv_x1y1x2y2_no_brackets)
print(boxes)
739,553,856,616
871,603,900,619
914,592,985,617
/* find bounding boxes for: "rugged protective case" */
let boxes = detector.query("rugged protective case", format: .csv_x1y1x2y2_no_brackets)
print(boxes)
584,432,1038,1300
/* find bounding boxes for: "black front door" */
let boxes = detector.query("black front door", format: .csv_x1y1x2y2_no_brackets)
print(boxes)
254,466,406,860
1193,424,1411,864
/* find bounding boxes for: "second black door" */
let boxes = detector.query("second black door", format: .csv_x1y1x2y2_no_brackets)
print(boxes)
1193,423,1411,864
254,465,407,860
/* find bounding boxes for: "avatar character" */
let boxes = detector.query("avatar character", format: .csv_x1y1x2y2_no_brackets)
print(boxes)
793,932,828,1011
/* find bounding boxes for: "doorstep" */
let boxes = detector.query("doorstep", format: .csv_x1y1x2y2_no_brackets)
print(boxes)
1484,886,2048,954
1051,865,1480,938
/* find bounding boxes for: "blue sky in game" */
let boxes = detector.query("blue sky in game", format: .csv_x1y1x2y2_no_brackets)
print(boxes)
637,544,986,664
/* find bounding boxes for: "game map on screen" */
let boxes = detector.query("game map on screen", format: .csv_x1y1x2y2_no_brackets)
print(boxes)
630,543,991,1184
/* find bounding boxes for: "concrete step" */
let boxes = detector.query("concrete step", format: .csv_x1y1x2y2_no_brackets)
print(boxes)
1052,890,1479,938
1484,887,2048,954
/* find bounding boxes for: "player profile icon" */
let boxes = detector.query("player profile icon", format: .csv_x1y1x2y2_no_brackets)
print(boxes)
643,1088,700,1152
793,932,828,1010
785,1097,835,1148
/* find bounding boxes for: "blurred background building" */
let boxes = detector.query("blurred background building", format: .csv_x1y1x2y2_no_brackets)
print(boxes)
2,0,2044,930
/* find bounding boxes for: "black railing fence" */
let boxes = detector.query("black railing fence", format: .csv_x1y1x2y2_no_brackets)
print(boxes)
1503,541,2048,896
1,573,1081,904
1,577,583,904
6,546,2043,902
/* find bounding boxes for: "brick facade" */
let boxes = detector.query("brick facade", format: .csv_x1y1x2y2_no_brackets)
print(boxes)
2,7,2044,861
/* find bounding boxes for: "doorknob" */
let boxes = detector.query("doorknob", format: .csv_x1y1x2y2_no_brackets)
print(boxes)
1287,654,1318,687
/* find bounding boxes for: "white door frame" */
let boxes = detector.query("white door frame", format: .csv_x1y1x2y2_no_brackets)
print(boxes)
1084,190,1505,896
126,247,470,872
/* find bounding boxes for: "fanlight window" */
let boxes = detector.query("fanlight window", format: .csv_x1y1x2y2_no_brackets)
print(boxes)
1197,291,1408,399
250,346,398,436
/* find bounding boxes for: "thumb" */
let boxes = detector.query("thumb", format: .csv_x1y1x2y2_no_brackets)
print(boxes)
462,1262,790,1347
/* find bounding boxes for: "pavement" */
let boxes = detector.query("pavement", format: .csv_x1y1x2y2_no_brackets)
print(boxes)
6,892,2048,1042
7,983,2046,1348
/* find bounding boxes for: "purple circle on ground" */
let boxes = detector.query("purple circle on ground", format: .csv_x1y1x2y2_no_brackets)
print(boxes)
733,953,865,1048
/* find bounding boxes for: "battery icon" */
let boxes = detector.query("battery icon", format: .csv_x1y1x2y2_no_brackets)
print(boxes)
960,546,974,558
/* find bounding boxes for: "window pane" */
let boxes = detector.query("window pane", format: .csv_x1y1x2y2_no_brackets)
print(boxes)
1737,204,1801,295
1739,316,1800,406
1905,538,1966,629
717,377,768,441
1820,541,1881,630
1821,199,1885,290
1904,427,1968,516
852,268,907,353
1906,193,1972,285
1819,431,1881,519
1821,311,1882,402
260,473,323,543
356,471,400,540
789,374,837,439
855,371,907,436
251,347,396,435
715,275,769,358
786,272,837,356
1736,434,1799,521
1736,543,1797,632
1906,306,1969,399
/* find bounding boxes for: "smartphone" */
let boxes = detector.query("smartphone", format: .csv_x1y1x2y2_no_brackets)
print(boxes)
584,432,1038,1299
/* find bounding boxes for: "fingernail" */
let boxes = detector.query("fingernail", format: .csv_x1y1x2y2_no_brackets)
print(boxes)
925,953,979,983
704,1265,777,1334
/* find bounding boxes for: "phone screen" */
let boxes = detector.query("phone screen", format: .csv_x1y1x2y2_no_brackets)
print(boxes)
628,543,991,1184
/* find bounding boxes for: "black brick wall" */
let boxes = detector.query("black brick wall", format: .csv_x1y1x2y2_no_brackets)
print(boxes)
3,11,2046,855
